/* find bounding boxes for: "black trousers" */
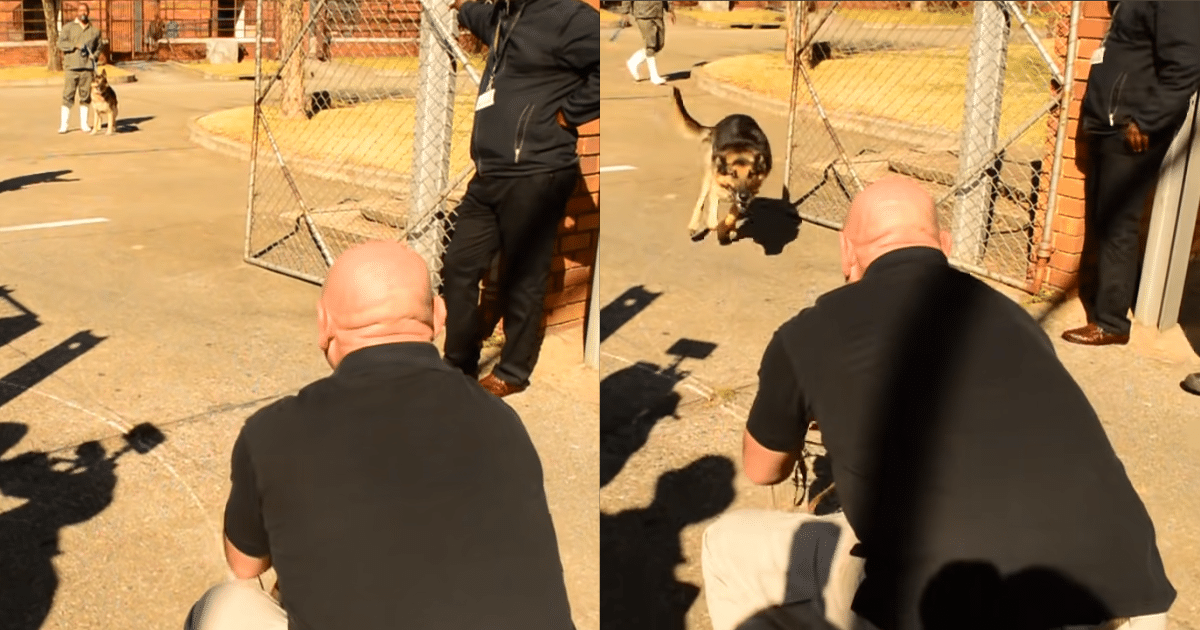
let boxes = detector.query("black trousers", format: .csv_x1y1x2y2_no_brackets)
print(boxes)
1083,131,1174,335
441,165,580,386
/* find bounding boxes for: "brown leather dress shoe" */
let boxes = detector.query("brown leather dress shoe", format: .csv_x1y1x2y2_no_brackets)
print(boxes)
1061,323,1130,346
479,373,527,398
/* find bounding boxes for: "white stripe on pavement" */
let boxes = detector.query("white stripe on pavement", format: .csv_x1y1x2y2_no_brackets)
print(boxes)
0,217,110,233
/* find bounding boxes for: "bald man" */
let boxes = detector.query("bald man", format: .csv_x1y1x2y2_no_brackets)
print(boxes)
184,241,575,630
701,177,1174,630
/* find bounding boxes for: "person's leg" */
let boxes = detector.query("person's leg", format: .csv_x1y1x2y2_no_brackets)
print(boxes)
78,69,94,132
642,19,667,84
441,174,503,377
489,165,580,387
60,71,78,133
701,509,865,630
1090,133,1173,335
184,580,287,630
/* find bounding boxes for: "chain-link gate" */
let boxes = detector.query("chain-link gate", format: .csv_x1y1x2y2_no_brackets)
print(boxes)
243,0,483,288
783,0,1069,289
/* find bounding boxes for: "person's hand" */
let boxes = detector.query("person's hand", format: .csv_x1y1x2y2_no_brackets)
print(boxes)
556,109,570,129
1125,120,1149,153
450,0,464,10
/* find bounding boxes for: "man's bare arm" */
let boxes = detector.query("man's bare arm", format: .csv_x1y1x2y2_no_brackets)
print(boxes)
224,534,272,579
742,428,800,486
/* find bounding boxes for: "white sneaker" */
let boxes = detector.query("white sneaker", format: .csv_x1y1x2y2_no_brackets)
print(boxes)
626,49,645,81
647,57,667,85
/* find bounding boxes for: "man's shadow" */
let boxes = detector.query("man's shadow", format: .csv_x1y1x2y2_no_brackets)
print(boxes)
601,455,737,630
601,338,717,488
0,422,165,630
0,171,78,194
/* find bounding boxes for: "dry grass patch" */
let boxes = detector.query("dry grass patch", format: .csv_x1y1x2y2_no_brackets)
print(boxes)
678,7,784,24
705,46,1054,151
839,7,1053,30
197,97,475,174
0,63,131,81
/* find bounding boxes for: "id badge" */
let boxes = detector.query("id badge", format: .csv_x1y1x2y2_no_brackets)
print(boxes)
1090,46,1105,65
476,89,495,111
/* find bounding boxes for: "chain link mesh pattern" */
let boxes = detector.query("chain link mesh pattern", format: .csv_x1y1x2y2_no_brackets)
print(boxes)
784,1,1065,289
243,0,483,288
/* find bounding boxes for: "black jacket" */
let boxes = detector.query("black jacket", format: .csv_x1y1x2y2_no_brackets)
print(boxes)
458,0,600,177
1080,1,1200,137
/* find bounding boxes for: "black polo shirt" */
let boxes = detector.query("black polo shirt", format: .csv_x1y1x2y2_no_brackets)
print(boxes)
747,247,1175,630
224,342,575,630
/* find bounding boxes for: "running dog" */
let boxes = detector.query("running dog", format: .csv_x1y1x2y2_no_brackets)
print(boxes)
669,87,771,243
89,68,119,135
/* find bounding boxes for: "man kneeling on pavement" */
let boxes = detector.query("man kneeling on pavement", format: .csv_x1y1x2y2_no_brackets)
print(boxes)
184,241,575,630
702,176,1175,630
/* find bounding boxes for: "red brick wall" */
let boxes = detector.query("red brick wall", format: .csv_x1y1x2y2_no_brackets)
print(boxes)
1035,0,1107,293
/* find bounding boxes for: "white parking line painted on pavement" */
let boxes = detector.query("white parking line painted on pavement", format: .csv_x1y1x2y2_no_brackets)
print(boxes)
599,165,637,173
0,217,110,233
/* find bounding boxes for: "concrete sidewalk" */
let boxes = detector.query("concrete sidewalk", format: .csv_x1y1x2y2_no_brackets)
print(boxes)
0,64,597,630
599,24,1200,630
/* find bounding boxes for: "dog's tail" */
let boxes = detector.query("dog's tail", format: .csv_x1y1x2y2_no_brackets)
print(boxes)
670,87,711,142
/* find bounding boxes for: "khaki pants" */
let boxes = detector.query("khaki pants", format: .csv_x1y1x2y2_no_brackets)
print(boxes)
185,579,287,630
701,509,1170,630
635,17,664,56
62,69,93,107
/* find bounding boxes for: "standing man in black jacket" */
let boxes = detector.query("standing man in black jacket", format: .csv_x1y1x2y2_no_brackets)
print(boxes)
1062,1,1200,346
443,0,599,398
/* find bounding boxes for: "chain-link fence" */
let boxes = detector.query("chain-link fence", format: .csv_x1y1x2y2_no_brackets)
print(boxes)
242,0,484,288
783,0,1067,289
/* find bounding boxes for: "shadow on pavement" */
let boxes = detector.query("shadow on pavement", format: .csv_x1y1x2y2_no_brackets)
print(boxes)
0,171,78,195
0,422,166,630
601,338,716,488
117,115,156,132
601,454,736,630
600,285,663,344
735,197,803,255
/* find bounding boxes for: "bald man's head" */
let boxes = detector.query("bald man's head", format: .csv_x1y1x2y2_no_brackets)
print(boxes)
839,176,951,283
316,241,446,369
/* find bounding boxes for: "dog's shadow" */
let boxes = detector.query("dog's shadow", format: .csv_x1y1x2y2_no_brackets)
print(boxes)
730,196,803,255
111,115,154,133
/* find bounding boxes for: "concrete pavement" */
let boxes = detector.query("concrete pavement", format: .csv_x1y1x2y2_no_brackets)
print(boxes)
0,63,597,630
599,24,1200,630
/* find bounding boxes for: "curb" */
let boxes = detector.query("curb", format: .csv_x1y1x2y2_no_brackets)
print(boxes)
691,65,956,148
0,69,137,88
186,113,412,195
167,60,252,82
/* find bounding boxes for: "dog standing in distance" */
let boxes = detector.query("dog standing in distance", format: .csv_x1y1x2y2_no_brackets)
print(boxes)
669,87,771,243
89,68,118,135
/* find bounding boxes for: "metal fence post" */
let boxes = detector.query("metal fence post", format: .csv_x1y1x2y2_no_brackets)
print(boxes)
412,1,457,285
953,0,1009,265
584,245,600,369
1134,92,1200,330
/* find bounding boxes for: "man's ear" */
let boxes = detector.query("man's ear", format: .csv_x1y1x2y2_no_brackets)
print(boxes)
939,229,953,257
316,299,332,352
432,295,447,340
839,231,854,282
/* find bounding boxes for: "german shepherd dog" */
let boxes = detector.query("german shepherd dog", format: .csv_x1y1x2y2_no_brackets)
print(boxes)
670,87,771,243
89,68,119,136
